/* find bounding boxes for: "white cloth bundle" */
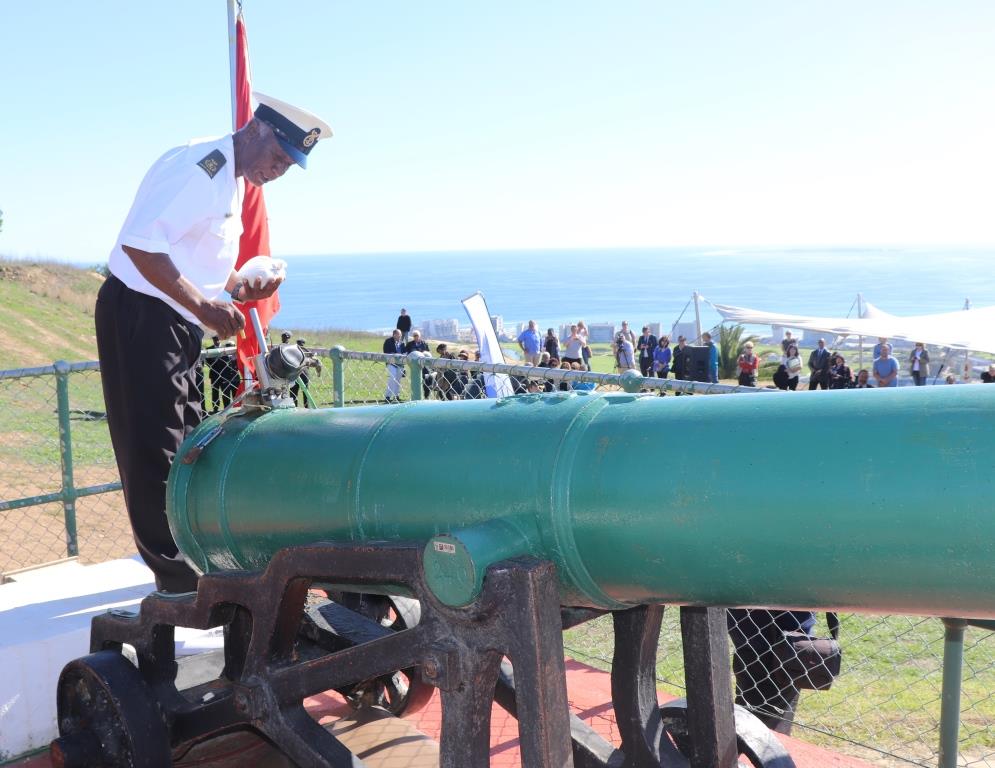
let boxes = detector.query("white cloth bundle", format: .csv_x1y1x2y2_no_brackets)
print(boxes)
237,255,287,286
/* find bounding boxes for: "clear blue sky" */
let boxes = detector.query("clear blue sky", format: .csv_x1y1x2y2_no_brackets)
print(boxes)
1,1,993,263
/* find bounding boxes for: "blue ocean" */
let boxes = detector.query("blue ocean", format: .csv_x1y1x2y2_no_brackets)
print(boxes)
273,247,995,336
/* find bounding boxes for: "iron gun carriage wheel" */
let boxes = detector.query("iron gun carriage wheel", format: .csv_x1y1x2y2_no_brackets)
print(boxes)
51,650,170,768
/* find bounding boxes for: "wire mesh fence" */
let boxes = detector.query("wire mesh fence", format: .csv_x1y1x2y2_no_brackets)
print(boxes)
323,347,766,405
564,611,995,767
0,364,131,575
1,349,993,767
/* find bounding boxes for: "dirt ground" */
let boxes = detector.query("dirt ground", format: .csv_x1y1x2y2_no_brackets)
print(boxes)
0,461,133,577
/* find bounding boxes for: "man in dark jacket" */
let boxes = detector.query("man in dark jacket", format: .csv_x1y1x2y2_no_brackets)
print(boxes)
396,308,412,343
383,329,406,402
808,338,831,390
671,336,689,379
404,330,432,398
636,326,658,377
669,336,691,395
544,328,560,360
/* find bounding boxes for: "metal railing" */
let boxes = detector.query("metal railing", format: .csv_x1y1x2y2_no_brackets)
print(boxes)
1,349,992,768
0,361,125,574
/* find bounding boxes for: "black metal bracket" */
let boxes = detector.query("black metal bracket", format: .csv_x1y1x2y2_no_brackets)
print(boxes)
53,541,796,768
496,605,796,768
56,543,574,768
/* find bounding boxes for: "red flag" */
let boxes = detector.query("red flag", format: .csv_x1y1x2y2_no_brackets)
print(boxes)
233,13,278,382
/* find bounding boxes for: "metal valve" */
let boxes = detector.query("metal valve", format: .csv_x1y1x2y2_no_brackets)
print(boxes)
242,307,321,411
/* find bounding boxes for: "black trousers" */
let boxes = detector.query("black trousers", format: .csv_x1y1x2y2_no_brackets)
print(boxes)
95,276,202,592
639,357,653,377
809,371,829,390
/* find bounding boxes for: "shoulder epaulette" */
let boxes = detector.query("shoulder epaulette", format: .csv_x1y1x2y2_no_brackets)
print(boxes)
196,149,227,179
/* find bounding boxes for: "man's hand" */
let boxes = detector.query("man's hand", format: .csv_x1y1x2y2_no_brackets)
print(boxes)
196,299,245,338
239,275,285,302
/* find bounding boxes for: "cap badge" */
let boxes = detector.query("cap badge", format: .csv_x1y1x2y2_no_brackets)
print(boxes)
302,128,321,148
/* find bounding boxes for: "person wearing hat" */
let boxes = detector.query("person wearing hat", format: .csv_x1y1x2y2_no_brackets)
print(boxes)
95,93,331,593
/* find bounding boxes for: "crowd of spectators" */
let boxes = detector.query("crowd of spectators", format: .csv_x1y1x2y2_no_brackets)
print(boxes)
378,317,723,401
379,310,995,400
773,334,946,390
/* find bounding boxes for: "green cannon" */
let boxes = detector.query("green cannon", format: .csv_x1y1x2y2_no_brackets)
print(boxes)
55,379,995,768
169,386,995,618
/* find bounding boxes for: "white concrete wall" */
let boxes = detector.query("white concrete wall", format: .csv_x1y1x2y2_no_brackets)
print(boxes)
0,557,153,760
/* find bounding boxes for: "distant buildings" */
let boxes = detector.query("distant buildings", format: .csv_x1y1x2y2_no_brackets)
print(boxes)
553,323,617,342
586,323,615,343
670,321,697,342
420,318,460,340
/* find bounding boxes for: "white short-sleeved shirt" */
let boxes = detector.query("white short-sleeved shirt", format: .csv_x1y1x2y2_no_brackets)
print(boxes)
108,135,243,324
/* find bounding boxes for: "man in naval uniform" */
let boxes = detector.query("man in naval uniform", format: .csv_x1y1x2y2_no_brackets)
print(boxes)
96,93,331,592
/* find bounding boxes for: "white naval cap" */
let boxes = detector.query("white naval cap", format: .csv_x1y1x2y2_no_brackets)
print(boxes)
252,91,332,169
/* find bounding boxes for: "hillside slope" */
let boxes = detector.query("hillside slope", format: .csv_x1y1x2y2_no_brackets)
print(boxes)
0,258,393,369
0,259,103,368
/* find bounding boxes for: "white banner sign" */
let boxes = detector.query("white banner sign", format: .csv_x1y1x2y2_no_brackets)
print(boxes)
461,292,514,398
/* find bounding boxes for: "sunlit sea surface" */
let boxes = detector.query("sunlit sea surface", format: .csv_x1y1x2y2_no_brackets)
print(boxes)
272,247,995,335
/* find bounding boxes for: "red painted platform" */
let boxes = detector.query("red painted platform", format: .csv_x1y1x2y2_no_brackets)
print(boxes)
14,659,873,767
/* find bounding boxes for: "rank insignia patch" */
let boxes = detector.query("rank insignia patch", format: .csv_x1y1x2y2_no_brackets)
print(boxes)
197,149,227,179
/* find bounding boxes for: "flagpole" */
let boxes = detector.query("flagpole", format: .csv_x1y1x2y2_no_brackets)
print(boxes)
227,0,239,131
228,0,255,388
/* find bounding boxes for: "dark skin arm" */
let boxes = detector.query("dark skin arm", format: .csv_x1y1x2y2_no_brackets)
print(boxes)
121,246,282,338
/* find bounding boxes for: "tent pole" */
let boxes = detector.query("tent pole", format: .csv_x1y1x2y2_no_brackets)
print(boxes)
227,0,238,131
693,290,702,342
962,298,971,381
857,293,864,370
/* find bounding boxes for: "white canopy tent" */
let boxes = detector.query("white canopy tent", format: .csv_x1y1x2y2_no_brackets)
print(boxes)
709,298,995,355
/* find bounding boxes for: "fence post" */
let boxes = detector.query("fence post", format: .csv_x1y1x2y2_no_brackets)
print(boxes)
408,353,424,401
938,617,967,768
329,346,345,408
53,360,79,557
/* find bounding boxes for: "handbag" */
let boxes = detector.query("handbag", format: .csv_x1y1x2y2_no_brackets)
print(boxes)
773,613,842,690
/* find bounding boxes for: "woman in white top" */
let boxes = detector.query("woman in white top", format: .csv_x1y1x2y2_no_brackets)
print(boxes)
577,321,592,370
562,325,585,366
782,344,802,391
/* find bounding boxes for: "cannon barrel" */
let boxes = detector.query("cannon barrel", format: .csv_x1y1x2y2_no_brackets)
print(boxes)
168,387,995,617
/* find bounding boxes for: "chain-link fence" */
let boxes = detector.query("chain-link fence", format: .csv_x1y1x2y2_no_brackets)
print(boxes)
312,346,769,406
2,349,992,767
564,611,995,767
0,363,129,576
